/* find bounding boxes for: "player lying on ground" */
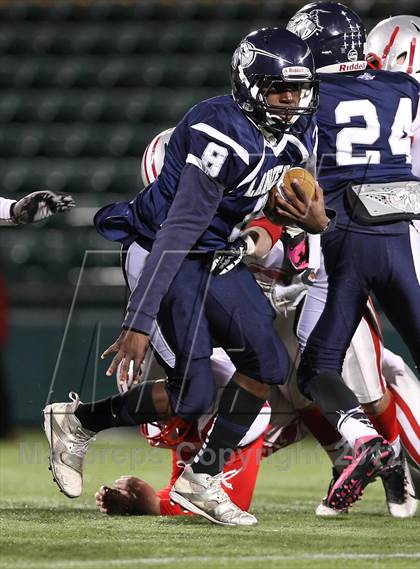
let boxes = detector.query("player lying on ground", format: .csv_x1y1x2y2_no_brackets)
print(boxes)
96,348,269,516
94,353,418,519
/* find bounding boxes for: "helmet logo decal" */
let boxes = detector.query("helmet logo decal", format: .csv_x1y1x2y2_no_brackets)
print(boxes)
347,48,358,61
232,40,292,69
232,41,257,69
342,10,364,50
358,72,375,80
287,10,328,40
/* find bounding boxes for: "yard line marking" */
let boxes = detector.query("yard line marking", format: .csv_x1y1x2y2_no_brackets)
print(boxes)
1,552,420,568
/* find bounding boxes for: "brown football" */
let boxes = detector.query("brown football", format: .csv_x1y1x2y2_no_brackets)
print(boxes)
263,185,295,227
283,167,316,200
263,167,316,227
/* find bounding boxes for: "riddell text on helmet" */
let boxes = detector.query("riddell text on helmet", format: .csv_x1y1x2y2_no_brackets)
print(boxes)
339,62,366,72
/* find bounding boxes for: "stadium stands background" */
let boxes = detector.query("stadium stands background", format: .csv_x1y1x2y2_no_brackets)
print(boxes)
1,0,418,425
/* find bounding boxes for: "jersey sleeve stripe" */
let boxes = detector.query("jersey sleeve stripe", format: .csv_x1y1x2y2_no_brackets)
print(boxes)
238,146,266,187
283,133,310,162
191,122,250,165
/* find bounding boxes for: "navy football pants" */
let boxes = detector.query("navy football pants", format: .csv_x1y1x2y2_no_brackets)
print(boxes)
299,226,420,391
155,255,290,419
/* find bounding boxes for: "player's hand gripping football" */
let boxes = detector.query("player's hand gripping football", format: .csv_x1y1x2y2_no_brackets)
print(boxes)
12,190,75,224
101,329,150,389
275,180,331,234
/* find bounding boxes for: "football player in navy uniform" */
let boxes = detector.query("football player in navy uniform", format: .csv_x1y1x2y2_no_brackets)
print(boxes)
282,2,420,511
43,28,327,525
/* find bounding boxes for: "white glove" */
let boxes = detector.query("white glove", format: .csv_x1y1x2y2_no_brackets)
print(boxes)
259,273,309,316
11,190,75,224
211,237,248,276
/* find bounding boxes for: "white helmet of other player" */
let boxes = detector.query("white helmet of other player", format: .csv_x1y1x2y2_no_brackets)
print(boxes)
366,16,420,82
140,127,174,186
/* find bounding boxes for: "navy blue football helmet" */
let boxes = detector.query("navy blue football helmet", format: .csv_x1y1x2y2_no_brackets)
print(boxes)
231,27,318,139
287,2,367,73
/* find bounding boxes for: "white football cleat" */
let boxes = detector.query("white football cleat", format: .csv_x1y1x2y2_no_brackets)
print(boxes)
43,392,95,498
169,465,257,526
316,468,348,517
315,501,348,517
381,455,418,518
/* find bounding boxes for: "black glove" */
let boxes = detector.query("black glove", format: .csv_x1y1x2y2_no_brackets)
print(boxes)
11,191,75,224
210,237,248,276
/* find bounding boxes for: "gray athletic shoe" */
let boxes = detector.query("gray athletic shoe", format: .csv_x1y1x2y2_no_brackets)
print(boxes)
169,464,257,526
43,392,95,498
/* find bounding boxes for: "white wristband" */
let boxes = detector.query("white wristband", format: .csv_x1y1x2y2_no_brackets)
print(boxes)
0,198,17,225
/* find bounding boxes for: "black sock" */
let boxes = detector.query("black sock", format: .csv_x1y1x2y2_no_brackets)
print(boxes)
74,381,160,433
302,371,368,430
191,381,264,476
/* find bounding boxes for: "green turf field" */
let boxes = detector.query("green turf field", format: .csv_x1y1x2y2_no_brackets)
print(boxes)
1,429,419,569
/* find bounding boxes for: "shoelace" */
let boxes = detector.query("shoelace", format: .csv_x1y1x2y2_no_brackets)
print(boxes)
66,392,95,457
69,391,81,410
205,470,244,503
203,473,229,502
177,461,241,492
68,427,94,458
220,468,242,491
